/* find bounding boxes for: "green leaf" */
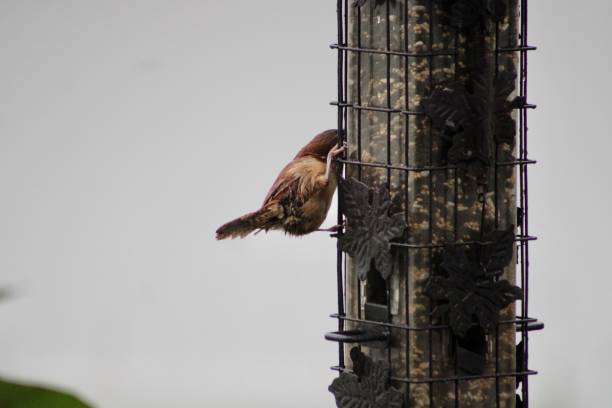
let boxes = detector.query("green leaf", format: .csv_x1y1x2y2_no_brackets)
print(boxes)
0,378,93,408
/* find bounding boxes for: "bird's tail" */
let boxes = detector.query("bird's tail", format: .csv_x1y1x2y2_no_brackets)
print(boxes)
215,204,281,240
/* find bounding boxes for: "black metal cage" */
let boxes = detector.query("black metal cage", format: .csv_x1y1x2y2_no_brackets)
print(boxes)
327,0,541,407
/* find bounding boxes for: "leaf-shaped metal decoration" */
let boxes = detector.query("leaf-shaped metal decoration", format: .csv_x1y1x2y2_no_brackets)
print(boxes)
442,0,506,29
338,178,407,281
424,226,522,338
479,227,515,273
329,347,403,408
516,340,525,388
354,0,396,7
422,80,490,165
449,0,487,29
493,70,523,145
455,326,487,374
422,69,518,165
485,0,506,21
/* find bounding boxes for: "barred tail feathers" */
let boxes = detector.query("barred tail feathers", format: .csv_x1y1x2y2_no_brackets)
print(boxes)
215,204,281,240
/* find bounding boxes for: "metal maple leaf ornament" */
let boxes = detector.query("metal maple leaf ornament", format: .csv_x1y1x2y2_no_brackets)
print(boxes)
424,227,522,338
353,0,396,7
329,347,403,408
442,0,506,30
422,69,523,166
338,178,407,281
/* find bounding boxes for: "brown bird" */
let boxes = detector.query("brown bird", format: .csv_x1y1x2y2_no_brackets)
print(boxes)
216,129,345,240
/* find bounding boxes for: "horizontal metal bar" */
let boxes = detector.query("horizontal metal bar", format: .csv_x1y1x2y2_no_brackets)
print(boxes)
390,370,538,384
523,321,545,332
331,101,424,116
332,101,536,114
339,158,457,172
330,313,539,332
498,45,537,52
330,365,538,384
402,109,425,116
325,329,389,343
338,158,536,173
390,235,537,249
330,43,458,57
331,101,401,113
330,44,536,58
496,159,537,166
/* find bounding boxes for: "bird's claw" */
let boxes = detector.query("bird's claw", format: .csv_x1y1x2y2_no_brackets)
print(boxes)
330,142,347,158
317,223,344,233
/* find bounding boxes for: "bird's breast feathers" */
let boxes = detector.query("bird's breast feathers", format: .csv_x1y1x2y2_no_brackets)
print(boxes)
264,155,337,235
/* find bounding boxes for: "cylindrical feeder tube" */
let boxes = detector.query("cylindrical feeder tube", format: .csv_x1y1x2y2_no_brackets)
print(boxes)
342,1,520,407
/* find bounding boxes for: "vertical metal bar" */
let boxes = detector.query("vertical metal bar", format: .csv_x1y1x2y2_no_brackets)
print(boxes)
356,0,363,323
345,0,349,119
518,0,529,405
343,0,350,354
453,22,460,408
336,0,346,369
518,9,526,392
386,0,392,188
357,8,363,182
521,1,530,406
494,18,501,408
427,1,434,406
453,175,459,408
385,0,393,372
494,24,500,230
404,1,412,405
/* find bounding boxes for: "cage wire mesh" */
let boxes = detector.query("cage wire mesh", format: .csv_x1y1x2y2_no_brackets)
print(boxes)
326,0,541,407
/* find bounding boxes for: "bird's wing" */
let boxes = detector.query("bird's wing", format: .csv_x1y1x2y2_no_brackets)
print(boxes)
262,156,327,206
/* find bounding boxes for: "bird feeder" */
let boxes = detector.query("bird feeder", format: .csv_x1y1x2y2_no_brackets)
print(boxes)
326,0,542,407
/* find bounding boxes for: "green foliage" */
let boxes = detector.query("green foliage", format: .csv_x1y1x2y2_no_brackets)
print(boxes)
0,378,93,408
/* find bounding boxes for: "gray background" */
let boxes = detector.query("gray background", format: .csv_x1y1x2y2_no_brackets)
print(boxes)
0,1,610,407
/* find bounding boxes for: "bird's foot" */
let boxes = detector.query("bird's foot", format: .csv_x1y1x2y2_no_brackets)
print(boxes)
329,142,347,159
324,143,347,182
316,224,343,233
